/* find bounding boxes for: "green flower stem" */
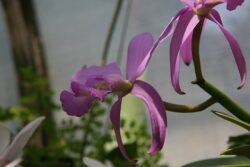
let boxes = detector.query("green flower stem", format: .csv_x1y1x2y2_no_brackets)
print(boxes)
164,97,216,113
101,0,123,66
192,19,250,123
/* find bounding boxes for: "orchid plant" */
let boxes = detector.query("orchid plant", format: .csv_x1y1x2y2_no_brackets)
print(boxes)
60,0,250,165
0,117,44,167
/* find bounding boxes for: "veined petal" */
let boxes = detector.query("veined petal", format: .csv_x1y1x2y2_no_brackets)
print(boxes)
60,90,95,116
110,97,137,163
208,11,247,88
0,125,11,155
1,117,44,165
131,80,167,154
170,10,199,94
72,63,122,84
126,33,154,81
71,81,110,101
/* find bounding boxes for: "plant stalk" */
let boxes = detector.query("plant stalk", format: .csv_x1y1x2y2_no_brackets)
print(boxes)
192,19,250,123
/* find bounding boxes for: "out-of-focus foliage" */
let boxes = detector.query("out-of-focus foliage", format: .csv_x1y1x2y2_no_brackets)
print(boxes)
227,133,250,149
182,156,250,167
0,68,168,167
220,133,250,158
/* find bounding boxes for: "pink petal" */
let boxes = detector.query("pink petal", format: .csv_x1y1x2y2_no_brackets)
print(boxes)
134,8,188,82
181,0,195,8
1,117,45,164
180,17,206,65
72,63,122,84
209,11,247,89
179,32,193,65
110,97,137,163
126,33,154,81
71,81,110,101
60,90,95,116
148,8,189,59
210,9,223,25
170,10,199,94
226,0,244,11
131,80,167,154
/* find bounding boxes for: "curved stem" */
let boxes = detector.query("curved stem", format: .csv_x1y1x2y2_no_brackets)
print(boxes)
117,0,133,65
101,0,123,66
192,19,250,123
164,97,216,113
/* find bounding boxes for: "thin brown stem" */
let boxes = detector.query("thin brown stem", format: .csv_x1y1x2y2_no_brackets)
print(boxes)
164,97,216,113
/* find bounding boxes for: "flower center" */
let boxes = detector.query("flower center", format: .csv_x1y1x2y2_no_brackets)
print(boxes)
113,80,133,94
94,81,110,90
194,0,210,17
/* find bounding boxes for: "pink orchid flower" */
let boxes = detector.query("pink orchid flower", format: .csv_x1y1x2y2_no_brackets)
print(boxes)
0,117,45,167
149,0,246,94
60,33,167,163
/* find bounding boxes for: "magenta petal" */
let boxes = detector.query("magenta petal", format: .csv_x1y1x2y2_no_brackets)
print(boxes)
131,80,167,154
181,0,195,8
180,32,193,65
170,10,198,94
210,9,223,25
226,0,244,11
60,90,95,116
126,33,154,81
156,8,189,45
135,8,189,83
209,12,247,88
72,63,122,84
71,81,110,101
180,16,205,65
149,8,189,58
110,97,137,163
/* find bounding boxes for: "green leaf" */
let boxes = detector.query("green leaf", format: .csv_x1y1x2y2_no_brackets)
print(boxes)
182,157,250,167
221,145,250,158
106,143,138,167
227,133,250,149
212,111,250,131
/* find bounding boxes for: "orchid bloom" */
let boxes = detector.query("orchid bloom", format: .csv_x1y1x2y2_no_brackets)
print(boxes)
0,117,45,167
148,0,246,94
60,33,167,163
